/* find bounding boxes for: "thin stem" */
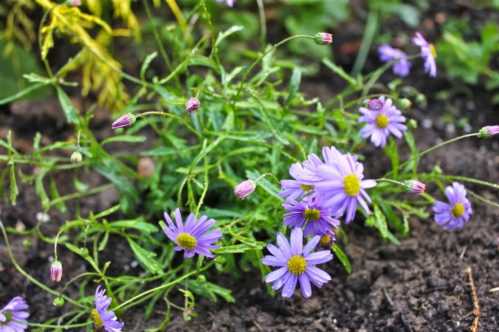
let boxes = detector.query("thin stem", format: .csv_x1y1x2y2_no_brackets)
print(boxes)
143,0,172,71
419,133,479,158
28,321,91,330
467,190,499,209
256,0,267,46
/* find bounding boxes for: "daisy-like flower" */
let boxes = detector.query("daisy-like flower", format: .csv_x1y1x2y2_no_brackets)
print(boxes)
91,286,124,332
162,209,222,258
433,182,472,230
262,228,333,298
313,150,377,223
378,44,411,77
358,97,407,148
280,153,324,202
412,32,437,77
283,195,340,237
0,296,29,332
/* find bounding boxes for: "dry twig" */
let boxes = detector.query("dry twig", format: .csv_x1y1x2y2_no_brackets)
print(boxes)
465,266,480,332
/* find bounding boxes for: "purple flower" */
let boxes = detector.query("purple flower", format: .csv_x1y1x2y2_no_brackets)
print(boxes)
412,32,437,77
378,44,411,77
50,260,63,283
314,32,333,45
162,209,222,258
433,182,472,230
185,97,200,113
406,180,426,195
112,113,136,129
0,297,29,332
478,125,499,138
358,97,407,148
280,153,324,202
313,150,376,223
262,228,333,298
367,98,384,111
283,195,340,237
217,0,235,6
91,286,124,332
234,180,256,199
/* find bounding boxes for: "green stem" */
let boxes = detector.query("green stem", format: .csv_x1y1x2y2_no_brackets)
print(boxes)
419,133,479,158
28,321,91,330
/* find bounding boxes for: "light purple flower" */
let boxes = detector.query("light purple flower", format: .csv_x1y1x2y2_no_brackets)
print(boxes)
283,195,340,237
358,97,407,148
367,98,384,111
433,182,472,230
92,286,124,332
280,153,324,202
0,297,29,332
406,180,426,195
162,209,222,258
314,32,333,45
478,125,499,138
262,228,333,298
111,113,135,129
217,0,235,7
378,44,411,77
234,180,256,199
185,97,200,113
50,260,63,283
313,150,377,223
412,32,437,77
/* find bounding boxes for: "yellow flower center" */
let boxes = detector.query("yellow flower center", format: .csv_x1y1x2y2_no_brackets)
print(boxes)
375,114,390,129
429,44,437,59
287,255,307,276
300,184,314,192
90,309,104,328
176,232,197,250
452,203,465,218
304,208,320,221
343,174,361,197
320,235,331,247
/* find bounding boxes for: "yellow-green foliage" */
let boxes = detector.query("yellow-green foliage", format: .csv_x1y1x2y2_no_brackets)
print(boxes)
2,0,36,54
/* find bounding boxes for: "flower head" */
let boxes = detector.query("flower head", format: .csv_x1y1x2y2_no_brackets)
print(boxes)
433,182,472,230
412,32,437,77
234,180,256,199
314,32,333,45
162,209,222,258
378,44,411,77
92,286,124,332
313,149,376,223
185,97,200,113
262,228,333,298
283,195,340,237
0,296,29,332
216,0,235,6
280,153,324,202
50,260,63,283
112,113,136,129
359,97,407,148
478,125,499,139
406,180,426,195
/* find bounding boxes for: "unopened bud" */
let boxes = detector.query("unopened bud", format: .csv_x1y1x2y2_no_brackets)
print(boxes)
70,151,82,163
399,98,412,110
406,180,426,195
112,113,136,129
367,98,384,111
185,97,200,113
68,0,81,6
234,180,256,199
50,260,63,282
478,125,499,139
314,32,333,45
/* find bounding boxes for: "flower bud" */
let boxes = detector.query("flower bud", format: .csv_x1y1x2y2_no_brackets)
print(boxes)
314,32,333,45
50,261,63,282
478,125,499,139
112,113,136,129
67,0,81,5
70,151,82,163
234,180,256,199
137,157,155,177
406,180,426,195
185,97,200,113
399,98,412,110
367,98,383,111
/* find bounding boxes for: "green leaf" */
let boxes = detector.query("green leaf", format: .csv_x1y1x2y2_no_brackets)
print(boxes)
110,219,159,234
187,278,235,303
0,83,47,105
322,59,360,87
140,52,158,79
56,86,79,125
9,165,18,205
102,135,146,145
215,25,244,48
286,67,302,104
384,139,399,177
128,239,162,274
332,243,352,274
214,243,265,254
365,205,400,244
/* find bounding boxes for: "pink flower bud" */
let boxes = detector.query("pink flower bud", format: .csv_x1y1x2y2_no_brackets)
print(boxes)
314,32,333,45
406,180,426,195
68,0,81,6
367,98,384,111
112,113,136,129
234,180,256,199
185,97,200,113
50,261,63,282
478,125,499,138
